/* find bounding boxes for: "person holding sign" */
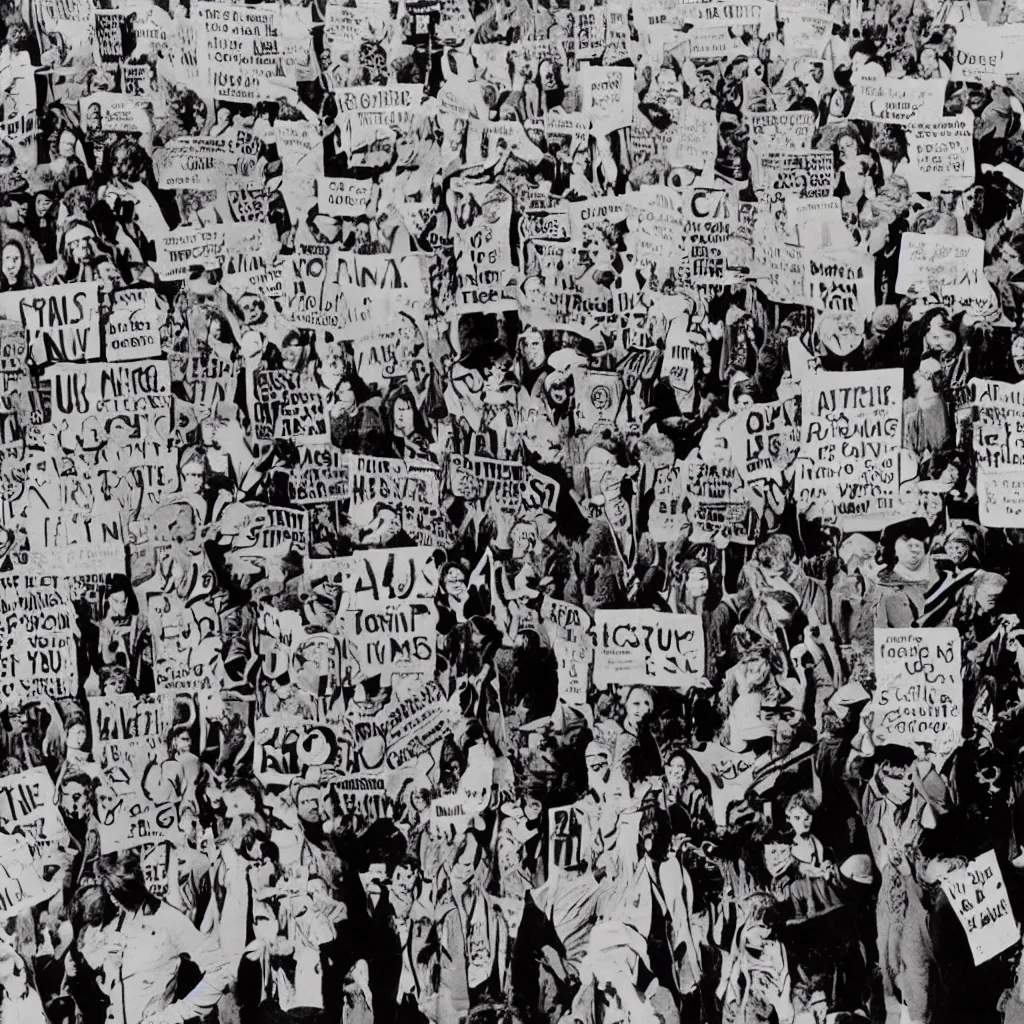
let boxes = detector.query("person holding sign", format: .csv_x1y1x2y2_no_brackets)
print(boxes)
68,852,232,1024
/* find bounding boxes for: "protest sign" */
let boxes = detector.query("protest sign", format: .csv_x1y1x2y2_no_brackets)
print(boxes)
849,77,946,122
795,369,902,525
0,836,59,918
0,767,68,868
904,118,975,194
0,283,102,365
972,379,1024,471
593,610,704,688
872,628,962,763
896,234,987,298
978,470,1024,526
953,24,1024,80
196,3,284,103
942,851,1020,964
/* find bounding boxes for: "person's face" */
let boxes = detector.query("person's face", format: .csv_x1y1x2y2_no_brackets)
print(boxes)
60,783,89,821
925,316,956,354
34,193,53,219
86,106,101,131
68,236,93,263
1,244,21,283
391,864,416,902
788,80,805,101
946,539,969,564
586,749,610,785
895,536,926,571
977,579,1004,613
685,567,709,599
787,805,812,836
360,861,386,899
444,568,467,600
173,732,191,755
624,688,653,726
296,786,324,824
522,331,545,369
68,723,87,751
239,295,264,325
539,59,559,91
450,837,479,889
665,756,687,789
393,397,414,436
921,49,937,73
739,656,770,691
108,591,129,618
57,130,76,159
1011,335,1024,375
181,460,204,493
335,380,357,412
877,760,913,804
810,64,823,82
281,335,306,372
838,136,858,162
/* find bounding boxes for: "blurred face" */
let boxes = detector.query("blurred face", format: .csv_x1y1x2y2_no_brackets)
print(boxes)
360,861,386,900
877,760,913,804
108,592,129,618
521,331,545,369
391,864,416,902
58,131,76,158
1012,335,1024,375
946,539,969,564
239,295,264,324
60,782,89,821
68,723,87,751
393,397,414,436
281,335,306,372
925,316,956,355
977,578,1005,613
685,567,709,599
665,756,687,789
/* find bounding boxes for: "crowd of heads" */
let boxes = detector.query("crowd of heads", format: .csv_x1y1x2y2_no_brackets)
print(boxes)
3,0,1024,1023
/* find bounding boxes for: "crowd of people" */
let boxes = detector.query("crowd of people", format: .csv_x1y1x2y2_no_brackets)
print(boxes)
2,0,1024,1022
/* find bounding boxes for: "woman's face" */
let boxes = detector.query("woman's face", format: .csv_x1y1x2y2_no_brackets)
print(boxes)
393,397,414,436
787,805,812,836
624,687,653,726
946,539,969,564
1,244,21,283
35,193,53,218
57,130,76,159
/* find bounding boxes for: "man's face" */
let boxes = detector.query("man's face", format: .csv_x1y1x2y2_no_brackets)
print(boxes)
296,786,323,824
665,757,687,789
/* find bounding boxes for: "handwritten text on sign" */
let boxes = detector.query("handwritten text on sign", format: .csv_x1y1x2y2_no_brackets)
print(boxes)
873,628,962,762
593,611,704,688
942,850,1020,965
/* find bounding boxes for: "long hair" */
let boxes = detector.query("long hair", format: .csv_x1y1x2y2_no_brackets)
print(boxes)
95,852,160,915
